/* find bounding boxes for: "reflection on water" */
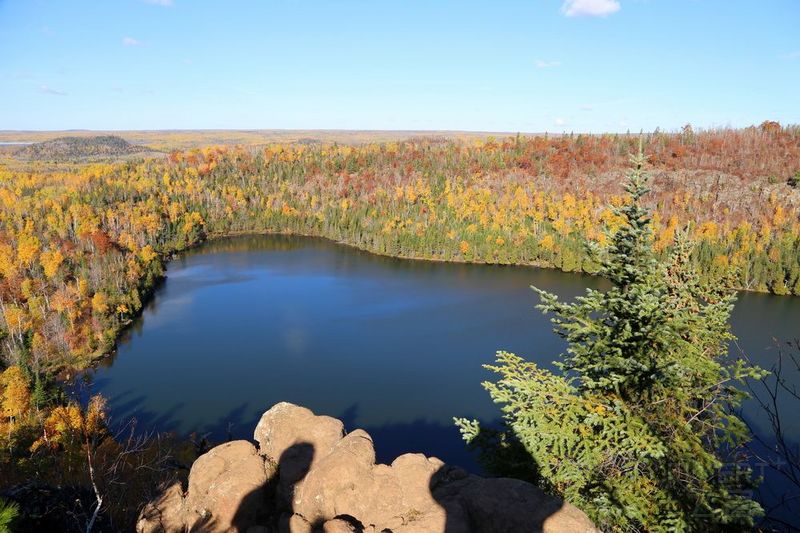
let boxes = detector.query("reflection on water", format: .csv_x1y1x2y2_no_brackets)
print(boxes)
86,235,800,524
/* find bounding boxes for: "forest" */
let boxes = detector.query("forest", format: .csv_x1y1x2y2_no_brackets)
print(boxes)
12,136,149,162
0,123,799,529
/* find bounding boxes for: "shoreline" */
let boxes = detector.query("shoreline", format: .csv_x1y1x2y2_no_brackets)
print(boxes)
71,229,795,377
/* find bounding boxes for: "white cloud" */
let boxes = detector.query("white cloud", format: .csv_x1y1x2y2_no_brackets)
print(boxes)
781,50,800,60
122,37,141,46
535,59,561,69
561,0,621,17
40,85,66,96
579,104,593,111
554,117,568,127
142,0,173,6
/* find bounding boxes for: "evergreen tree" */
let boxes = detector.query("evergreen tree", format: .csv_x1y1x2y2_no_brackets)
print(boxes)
456,152,765,531
0,498,18,533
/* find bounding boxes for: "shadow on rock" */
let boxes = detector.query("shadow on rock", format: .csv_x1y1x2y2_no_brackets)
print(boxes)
137,402,598,532
429,463,598,532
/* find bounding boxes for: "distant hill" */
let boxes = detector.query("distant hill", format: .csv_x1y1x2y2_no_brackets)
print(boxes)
15,135,152,161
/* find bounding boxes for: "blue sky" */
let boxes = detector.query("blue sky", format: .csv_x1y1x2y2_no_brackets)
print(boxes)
0,0,798,132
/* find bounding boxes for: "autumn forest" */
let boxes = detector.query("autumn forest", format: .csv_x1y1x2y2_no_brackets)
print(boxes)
1,123,799,529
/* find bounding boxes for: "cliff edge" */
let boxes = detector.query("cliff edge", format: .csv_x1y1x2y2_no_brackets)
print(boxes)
137,402,597,533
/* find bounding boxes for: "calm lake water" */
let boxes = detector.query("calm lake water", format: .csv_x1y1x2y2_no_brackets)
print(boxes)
85,235,800,524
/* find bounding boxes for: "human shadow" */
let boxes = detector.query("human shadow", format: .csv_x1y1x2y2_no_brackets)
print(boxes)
227,441,317,532
219,425,565,532
428,424,565,533
261,442,368,531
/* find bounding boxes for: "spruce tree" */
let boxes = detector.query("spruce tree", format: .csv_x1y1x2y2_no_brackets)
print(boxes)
457,152,765,531
0,498,19,533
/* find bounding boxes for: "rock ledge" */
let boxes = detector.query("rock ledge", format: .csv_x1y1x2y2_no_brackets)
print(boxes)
137,402,597,532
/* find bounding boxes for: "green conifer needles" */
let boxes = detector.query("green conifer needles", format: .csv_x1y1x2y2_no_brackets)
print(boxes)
456,152,766,532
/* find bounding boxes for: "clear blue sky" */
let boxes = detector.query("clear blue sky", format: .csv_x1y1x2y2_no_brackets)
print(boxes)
1,0,798,132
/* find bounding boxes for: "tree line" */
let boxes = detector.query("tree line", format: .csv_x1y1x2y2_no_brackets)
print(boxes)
0,124,798,529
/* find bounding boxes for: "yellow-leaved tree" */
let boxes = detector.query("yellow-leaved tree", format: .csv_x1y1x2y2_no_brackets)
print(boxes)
0,366,31,423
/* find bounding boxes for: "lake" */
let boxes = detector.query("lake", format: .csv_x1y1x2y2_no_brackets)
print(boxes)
85,234,800,525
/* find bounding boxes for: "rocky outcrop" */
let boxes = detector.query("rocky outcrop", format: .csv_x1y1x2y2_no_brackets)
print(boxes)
137,402,597,533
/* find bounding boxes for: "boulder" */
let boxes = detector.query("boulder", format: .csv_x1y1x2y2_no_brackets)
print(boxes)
254,401,345,506
292,430,390,524
184,440,273,531
138,402,597,533
254,402,345,471
455,477,596,533
134,440,274,532
136,482,186,533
